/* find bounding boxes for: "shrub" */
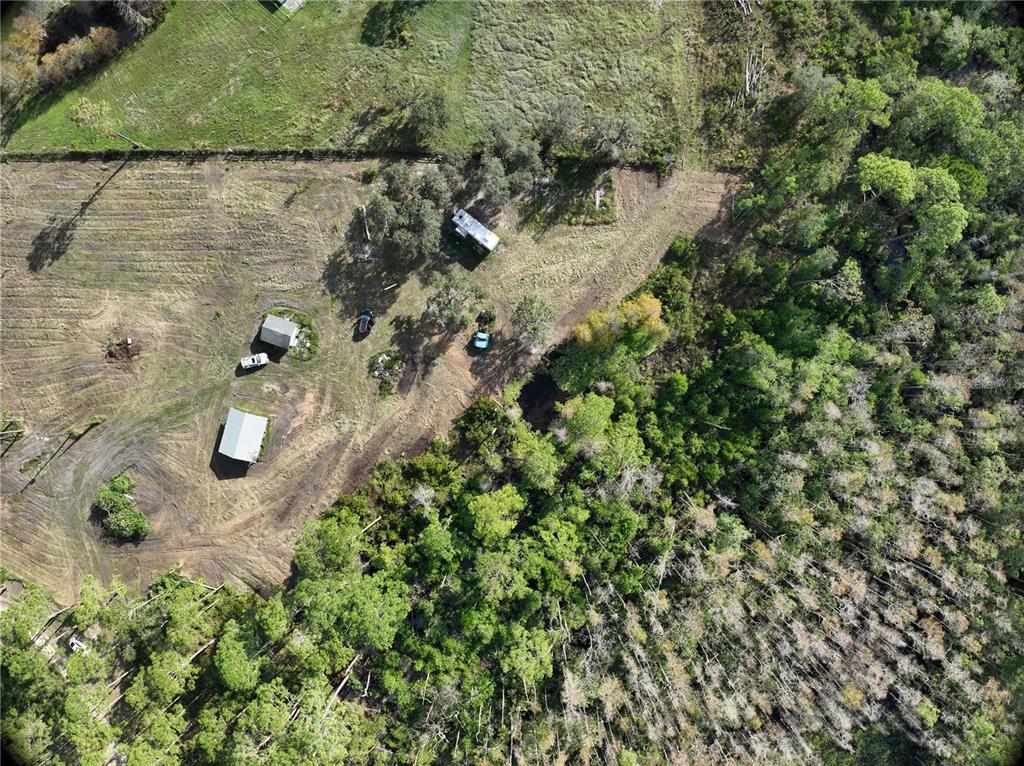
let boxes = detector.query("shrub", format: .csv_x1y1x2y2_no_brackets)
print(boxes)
103,505,150,541
108,474,133,494
369,350,405,395
39,27,118,88
424,271,486,333
511,294,557,353
0,14,45,104
397,87,448,148
94,473,149,542
475,154,511,210
71,97,115,133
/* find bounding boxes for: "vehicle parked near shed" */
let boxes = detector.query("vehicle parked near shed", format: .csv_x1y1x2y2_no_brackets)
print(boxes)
240,353,269,370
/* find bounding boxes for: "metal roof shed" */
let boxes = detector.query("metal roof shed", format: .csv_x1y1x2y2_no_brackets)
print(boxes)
260,315,299,349
218,407,269,463
452,209,500,253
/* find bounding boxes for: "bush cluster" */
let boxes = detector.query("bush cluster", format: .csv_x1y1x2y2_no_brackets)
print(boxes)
94,473,149,542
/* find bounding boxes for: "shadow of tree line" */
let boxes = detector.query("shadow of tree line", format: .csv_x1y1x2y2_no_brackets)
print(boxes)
360,0,428,47
26,158,129,272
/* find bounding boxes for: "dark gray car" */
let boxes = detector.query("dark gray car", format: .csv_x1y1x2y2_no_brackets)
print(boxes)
357,309,375,335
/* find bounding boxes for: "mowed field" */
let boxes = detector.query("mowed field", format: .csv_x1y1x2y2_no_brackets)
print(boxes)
5,0,704,155
0,158,736,601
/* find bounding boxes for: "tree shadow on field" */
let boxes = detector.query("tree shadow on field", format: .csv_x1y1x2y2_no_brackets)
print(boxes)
387,313,448,395
209,425,250,480
444,229,486,272
27,159,129,271
322,249,410,323
517,161,609,235
469,330,528,395
360,0,427,47
322,214,418,321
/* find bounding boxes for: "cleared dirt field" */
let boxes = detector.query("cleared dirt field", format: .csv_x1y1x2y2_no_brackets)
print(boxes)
0,158,735,601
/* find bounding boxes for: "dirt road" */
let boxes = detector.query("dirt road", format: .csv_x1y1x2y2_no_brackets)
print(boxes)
0,158,735,601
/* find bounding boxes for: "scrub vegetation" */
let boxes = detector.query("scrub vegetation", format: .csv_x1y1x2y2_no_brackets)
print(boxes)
94,473,149,542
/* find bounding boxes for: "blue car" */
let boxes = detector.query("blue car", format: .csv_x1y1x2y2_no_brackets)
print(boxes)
472,331,490,350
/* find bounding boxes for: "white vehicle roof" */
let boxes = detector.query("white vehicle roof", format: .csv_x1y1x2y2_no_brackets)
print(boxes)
452,209,499,252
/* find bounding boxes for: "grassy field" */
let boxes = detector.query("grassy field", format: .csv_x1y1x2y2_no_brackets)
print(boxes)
3,0,704,157
0,157,735,600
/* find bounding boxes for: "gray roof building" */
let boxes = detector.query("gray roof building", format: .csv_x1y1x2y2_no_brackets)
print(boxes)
452,209,500,253
218,407,269,463
260,314,299,349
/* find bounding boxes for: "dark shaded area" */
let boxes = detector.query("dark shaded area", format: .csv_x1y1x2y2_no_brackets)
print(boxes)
322,246,411,321
248,328,287,365
343,104,403,151
234,359,265,378
258,0,282,13
42,2,137,54
517,161,610,234
387,313,448,395
370,109,428,152
516,370,567,430
467,330,528,396
0,1,24,35
444,229,486,272
27,159,128,271
208,424,250,480
360,0,426,46
341,87,445,151
27,214,81,272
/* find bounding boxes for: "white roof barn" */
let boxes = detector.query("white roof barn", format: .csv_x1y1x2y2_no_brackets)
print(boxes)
452,209,499,253
218,407,268,463
260,315,299,349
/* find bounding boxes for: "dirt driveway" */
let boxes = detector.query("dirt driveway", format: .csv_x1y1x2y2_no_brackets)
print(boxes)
0,157,736,601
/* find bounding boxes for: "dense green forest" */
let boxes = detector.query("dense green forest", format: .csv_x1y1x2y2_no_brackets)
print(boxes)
3,1,1023,764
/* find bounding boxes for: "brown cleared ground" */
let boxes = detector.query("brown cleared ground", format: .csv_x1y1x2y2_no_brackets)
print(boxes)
0,158,736,602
